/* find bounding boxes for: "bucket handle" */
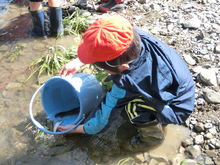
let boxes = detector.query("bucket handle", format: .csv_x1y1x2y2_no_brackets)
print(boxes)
29,84,85,135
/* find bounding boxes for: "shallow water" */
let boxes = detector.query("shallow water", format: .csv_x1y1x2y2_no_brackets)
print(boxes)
0,1,192,165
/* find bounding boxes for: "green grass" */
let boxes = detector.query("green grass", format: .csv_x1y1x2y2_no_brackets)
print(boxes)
117,157,135,165
63,8,91,35
8,43,26,62
87,64,113,90
27,45,77,81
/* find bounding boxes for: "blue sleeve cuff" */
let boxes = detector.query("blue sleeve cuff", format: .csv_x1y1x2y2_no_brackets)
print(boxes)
84,84,126,134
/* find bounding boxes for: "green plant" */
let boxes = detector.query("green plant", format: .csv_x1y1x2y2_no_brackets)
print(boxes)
117,157,135,165
27,45,77,81
8,43,26,62
63,8,91,35
86,64,113,91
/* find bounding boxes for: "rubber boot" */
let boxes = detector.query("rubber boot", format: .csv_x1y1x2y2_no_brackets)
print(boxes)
124,120,165,152
97,0,124,12
30,10,47,37
49,7,64,36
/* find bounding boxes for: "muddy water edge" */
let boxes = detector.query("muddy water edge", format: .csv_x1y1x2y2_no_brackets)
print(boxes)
0,1,192,165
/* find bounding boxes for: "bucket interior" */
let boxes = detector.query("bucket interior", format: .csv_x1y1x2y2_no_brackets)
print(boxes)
41,78,80,126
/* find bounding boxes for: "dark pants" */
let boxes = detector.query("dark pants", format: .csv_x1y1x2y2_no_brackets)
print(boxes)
121,97,165,146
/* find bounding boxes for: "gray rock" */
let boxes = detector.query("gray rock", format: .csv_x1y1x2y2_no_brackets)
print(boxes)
204,132,214,139
203,88,220,104
182,137,194,147
215,42,220,53
183,54,196,66
182,15,202,29
200,69,218,87
185,145,201,158
204,123,213,129
205,156,215,165
194,135,204,145
195,122,205,132
205,150,217,158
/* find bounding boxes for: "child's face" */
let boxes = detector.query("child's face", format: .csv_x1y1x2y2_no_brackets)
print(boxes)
106,70,117,75
105,64,130,75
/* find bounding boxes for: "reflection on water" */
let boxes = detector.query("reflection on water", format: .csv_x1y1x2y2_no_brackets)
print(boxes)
0,0,13,14
0,1,192,165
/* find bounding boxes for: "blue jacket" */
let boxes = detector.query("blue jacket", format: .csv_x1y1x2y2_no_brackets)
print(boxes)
84,27,195,134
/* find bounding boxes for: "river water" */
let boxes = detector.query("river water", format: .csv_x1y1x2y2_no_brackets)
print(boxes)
0,1,192,165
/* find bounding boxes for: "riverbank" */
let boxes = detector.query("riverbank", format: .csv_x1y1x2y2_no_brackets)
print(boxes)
0,0,219,164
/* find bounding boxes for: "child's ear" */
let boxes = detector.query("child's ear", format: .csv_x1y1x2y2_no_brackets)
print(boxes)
118,64,130,72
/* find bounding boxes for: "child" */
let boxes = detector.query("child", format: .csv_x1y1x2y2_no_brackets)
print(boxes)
58,15,195,151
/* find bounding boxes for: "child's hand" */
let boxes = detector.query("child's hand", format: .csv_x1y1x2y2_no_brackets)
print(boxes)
57,124,85,134
59,58,84,77
57,124,75,133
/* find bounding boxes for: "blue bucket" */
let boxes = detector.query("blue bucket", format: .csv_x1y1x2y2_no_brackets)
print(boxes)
29,73,103,134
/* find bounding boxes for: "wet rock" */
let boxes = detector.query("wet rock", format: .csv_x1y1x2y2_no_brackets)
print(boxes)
171,153,185,165
0,45,10,52
148,159,161,165
134,153,145,163
148,152,169,164
32,43,47,52
5,82,22,89
185,145,201,158
16,75,27,83
101,155,110,163
38,75,52,84
182,137,194,147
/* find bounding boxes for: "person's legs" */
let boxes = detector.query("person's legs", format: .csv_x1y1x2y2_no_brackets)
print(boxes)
121,97,165,152
48,0,62,7
29,1,42,11
130,120,164,150
29,0,46,37
48,0,64,36
97,0,124,12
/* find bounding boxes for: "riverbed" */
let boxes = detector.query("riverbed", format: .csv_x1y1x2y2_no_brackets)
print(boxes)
0,1,195,165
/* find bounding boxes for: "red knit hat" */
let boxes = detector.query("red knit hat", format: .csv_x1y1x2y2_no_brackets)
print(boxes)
78,15,134,64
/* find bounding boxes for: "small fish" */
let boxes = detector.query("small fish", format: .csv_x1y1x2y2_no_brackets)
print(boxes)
53,121,63,132
55,107,80,118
